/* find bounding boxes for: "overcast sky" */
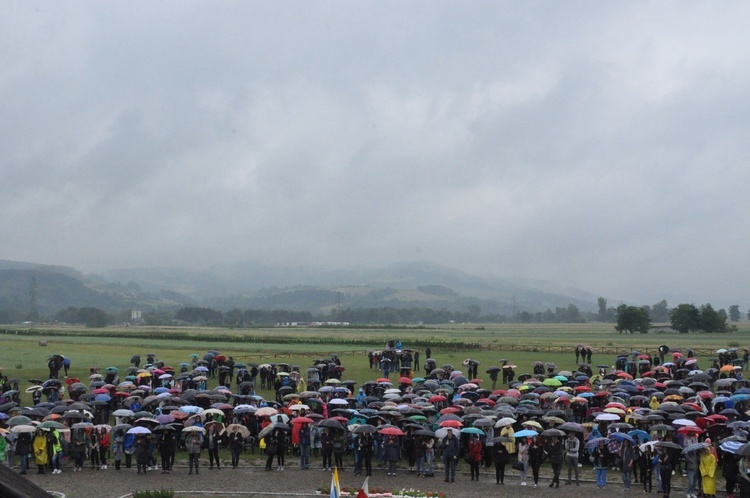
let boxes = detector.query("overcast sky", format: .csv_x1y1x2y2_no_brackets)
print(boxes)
2,2,749,307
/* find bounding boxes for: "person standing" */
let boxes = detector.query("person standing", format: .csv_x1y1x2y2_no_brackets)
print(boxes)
564,432,580,486
685,446,700,498
492,440,509,484
32,429,48,475
528,437,544,487
89,428,100,470
331,429,344,471
592,439,609,489
468,434,483,481
547,436,563,488
206,424,221,470
321,427,333,471
70,428,87,472
228,427,244,470
158,429,176,474
517,437,529,486
185,430,203,475
5,431,17,470
700,447,717,498
619,439,634,492
361,433,374,477
134,434,149,474
440,430,459,483
47,428,63,474
298,423,311,470
113,429,125,470
383,434,400,476
658,446,672,497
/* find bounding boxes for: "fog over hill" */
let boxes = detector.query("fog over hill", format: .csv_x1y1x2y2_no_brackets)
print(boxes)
0,259,601,315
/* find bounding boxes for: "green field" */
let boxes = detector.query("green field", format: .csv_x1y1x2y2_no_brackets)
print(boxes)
2,322,750,407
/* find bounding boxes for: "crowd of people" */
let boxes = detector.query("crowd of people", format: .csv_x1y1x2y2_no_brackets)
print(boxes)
2,341,750,497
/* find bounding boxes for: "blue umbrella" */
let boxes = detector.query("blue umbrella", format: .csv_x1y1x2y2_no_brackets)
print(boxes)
609,432,635,444
461,427,485,436
628,430,651,442
586,437,608,448
513,429,539,438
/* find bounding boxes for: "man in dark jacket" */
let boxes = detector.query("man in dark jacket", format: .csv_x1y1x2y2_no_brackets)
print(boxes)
548,437,564,488
440,430,459,483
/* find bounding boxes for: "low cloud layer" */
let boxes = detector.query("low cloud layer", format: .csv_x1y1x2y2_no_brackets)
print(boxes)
2,2,749,306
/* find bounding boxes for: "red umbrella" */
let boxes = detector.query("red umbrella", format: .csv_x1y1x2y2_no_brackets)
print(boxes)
114,392,131,398
439,420,463,428
429,395,447,403
398,377,412,385
379,427,405,436
92,388,109,395
65,378,81,386
678,426,703,435
332,416,349,423
439,407,461,415
595,391,610,398
292,417,314,424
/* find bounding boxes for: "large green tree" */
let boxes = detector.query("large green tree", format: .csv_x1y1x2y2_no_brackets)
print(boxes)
700,303,727,333
615,304,651,334
670,304,701,333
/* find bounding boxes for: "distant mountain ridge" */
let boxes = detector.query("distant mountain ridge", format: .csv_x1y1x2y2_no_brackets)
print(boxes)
0,259,598,316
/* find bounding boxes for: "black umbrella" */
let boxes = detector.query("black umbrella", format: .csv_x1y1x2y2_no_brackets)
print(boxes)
318,419,346,430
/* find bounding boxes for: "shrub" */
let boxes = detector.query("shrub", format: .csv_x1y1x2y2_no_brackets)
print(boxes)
133,489,174,498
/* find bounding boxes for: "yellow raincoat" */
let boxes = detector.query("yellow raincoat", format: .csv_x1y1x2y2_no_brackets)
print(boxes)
649,396,660,411
500,425,515,453
700,450,717,495
33,433,48,466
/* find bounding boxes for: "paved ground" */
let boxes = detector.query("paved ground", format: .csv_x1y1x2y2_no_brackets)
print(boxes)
22,457,703,498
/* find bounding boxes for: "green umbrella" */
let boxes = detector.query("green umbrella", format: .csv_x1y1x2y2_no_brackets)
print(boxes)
40,421,65,430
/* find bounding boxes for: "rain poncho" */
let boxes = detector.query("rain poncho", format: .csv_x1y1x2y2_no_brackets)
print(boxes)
33,434,48,466
700,450,717,495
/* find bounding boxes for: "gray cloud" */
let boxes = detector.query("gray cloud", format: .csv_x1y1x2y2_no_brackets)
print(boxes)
2,2,750,307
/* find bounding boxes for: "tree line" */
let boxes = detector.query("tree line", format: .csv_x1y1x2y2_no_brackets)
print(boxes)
615,301,741,334
10,300,746,329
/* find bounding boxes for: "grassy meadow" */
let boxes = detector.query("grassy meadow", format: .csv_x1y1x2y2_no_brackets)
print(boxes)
2,322,750,407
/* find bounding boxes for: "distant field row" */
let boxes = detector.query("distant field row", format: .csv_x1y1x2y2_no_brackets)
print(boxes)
4,322,750,348
2,323,749,407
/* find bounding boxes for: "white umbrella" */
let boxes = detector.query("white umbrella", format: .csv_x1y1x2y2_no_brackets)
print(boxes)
10,425,37,434
672,419,697,427
255,407,278,417
127,426,151,435
595,413,621,421
435,427,461,439
495,417,516,428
